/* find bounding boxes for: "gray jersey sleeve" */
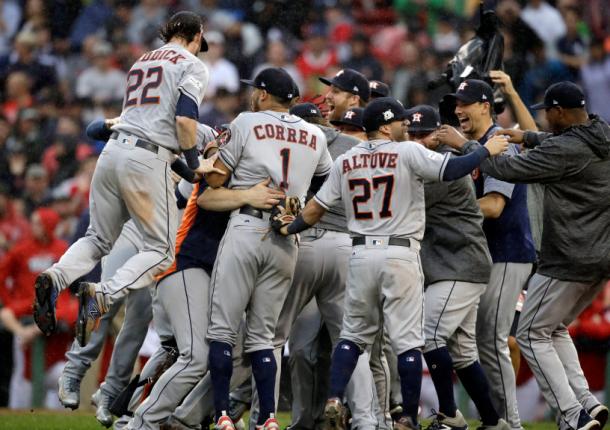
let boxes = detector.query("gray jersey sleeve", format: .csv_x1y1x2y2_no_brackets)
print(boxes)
315,148,333,176
218,115,248,172
403,141,449,182
178,61,208,106
482,143,518,199
195,123,218,152
313,157,343,210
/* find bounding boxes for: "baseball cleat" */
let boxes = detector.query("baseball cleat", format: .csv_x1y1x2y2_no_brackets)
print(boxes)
394,416,420,430
216,411,236,430
589,405,609,428
577,409,601,430
324,397,347,430
76,282,104,347
57,374,80,409
426,410,468,430
33,273,58,336
391,403,405,422
91,389,114,428
256,414,280,430
476,419,510,430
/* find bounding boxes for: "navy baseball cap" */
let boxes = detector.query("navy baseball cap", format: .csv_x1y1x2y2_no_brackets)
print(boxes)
241,68,296,101
530,81,586,110
405,105,441,133
319,69,370,102
447,79,494,105
289,103,322,119
362,97,408,132
330,107,365,131
369,80,390,98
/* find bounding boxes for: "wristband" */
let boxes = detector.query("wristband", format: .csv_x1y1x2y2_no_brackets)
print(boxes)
171,158,196,183
287,214,312,235
183,147,200,169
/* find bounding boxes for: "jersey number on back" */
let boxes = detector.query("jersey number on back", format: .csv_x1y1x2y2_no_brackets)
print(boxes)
124,66,164,108
348,175,394,220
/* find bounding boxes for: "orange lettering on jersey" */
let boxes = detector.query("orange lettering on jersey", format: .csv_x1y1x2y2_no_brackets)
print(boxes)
388,153,398,168
342,159,352,173
275,125,285,141
309,134,317,150
140,52,152,61
254,125,264,140
370,153,378,168
352,155,362,169
162,50,175,60
151,51,163,61
299,130,308,145
378,153,389,167
287,128,297,143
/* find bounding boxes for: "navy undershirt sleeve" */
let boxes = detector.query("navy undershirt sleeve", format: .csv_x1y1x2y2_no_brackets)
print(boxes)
176,93,199,119
442,146,490,181
86,120,112,141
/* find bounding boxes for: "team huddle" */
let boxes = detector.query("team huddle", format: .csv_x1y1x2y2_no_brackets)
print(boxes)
30,11,610,430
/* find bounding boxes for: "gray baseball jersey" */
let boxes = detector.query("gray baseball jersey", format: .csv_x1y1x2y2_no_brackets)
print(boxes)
314,139,449,240
114,42,209,152
219,111,333,200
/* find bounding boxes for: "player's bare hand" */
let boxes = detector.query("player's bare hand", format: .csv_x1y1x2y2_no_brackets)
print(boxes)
489,70,516,96
195,152,225,176
484,135,510,156
437,125,468,149
494,128,524,144
246,178,286,210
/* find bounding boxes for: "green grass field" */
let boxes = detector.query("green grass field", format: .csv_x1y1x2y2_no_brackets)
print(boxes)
0,409,558,430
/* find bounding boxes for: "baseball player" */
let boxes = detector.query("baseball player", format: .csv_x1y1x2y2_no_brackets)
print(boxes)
58,115,219,427
446,81,610,430
275,97,509,430
322,68,370,122
321,69,395,425
203,67,332,429
438,79,536,430
330,107,367,141
406,105,509,430
32,12,222,347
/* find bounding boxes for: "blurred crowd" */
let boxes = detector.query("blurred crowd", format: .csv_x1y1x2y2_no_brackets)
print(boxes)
0,0,609,411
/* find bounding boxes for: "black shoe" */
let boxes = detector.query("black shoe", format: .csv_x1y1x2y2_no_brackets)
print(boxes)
589,405,609,429
33,273,58,336
577,409,601,430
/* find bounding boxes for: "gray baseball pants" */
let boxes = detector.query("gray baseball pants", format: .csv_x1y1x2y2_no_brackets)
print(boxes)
477,262,532,429
207,212,298,351
46,138,178,305
516,274,607,430
423,280,486,368
114,286,175,430
128,268,211,430
63,220,151,399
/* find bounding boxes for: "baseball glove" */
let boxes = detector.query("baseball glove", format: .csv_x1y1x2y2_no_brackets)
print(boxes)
270,196,302,234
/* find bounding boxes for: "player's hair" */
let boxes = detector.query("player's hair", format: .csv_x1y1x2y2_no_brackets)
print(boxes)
159,11,203,45
269,93,293,108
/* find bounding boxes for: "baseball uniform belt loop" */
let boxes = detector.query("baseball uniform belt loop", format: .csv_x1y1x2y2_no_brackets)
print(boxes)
239,205,271,221
351,236,411,248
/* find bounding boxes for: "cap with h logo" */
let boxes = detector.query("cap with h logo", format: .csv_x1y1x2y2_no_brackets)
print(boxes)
405,105,441,133
362,97,408,132
319,69,371,102
447,79,494,105
330,107,365,131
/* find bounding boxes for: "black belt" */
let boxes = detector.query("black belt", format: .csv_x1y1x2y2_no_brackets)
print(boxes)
239,205,269,219
111,131,159,154
352,237,411,247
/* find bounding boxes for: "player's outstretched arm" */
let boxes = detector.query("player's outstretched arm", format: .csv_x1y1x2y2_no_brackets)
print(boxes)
198,178,286,212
